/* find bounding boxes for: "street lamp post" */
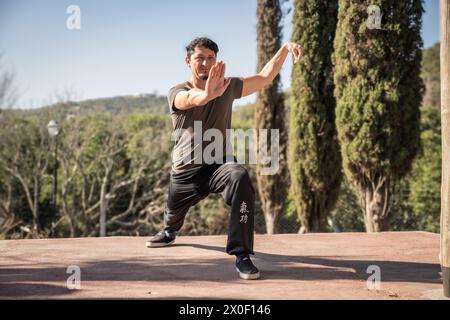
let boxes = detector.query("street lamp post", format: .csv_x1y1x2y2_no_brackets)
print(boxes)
47,120,60,223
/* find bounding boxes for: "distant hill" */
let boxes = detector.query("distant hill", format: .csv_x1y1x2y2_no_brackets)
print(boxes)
4,93,259,123
8,93,169,118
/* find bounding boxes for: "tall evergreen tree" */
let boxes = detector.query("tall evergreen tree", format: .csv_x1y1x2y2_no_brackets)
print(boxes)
255,0,288,234
333,0,424,231
289,0,341,232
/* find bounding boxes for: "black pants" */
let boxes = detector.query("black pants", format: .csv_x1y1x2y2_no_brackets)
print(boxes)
163,161,255,256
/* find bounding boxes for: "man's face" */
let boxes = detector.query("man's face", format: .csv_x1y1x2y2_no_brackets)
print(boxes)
186,46,217,81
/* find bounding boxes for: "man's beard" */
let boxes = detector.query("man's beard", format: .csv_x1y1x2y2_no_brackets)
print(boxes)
199,74,208,81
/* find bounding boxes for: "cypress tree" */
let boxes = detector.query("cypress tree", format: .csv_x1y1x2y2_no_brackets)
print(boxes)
289,0,341,232
255,0,288,234
333,0,424,231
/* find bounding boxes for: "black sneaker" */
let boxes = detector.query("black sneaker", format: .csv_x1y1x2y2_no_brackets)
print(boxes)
235,255,260,280
145,231,176,248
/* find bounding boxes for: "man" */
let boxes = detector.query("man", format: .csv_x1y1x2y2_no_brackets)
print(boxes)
146,37,302,280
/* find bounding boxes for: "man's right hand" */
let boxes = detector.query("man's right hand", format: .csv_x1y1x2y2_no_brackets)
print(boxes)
173,61,232,110
205,61,232,100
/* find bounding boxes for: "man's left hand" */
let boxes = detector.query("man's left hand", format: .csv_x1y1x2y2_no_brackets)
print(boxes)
284,42,303,64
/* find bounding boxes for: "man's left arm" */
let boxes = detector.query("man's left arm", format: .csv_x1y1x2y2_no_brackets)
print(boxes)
241,42,303,98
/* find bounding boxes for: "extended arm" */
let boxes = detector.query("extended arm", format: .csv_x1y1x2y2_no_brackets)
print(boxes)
241,42,303,97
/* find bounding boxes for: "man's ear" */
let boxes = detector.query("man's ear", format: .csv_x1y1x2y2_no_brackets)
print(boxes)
185,57,191,68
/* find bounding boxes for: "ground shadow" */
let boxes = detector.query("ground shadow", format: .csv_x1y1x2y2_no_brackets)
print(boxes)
175,243,442,284
0,282,76,298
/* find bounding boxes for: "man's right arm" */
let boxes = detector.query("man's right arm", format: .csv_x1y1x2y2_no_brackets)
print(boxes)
173,61,231,111
173,88,213,110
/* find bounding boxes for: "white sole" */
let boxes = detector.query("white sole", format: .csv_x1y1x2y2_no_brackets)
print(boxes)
145,239,175,248
236,267,260,280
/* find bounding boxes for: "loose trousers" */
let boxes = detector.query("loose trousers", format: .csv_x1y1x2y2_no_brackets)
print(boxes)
163,161,255,256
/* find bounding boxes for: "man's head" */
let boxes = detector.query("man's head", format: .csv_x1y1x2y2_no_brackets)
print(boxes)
185,37,219,81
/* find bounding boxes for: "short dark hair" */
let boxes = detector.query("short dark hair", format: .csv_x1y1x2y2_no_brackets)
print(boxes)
185,37,219,58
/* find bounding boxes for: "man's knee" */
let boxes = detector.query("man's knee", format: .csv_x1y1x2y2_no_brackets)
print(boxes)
229,165,255,194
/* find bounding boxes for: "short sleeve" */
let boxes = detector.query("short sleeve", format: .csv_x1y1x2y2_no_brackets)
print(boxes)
167,86,188,114
230,77,243,99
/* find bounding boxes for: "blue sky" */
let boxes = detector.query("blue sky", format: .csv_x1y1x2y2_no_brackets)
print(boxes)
0,0,441,109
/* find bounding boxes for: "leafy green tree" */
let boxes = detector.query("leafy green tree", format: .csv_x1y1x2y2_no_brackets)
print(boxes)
407,108,441,232
0,115,53,237
333,0,424,231
289,0,341,232
255,0,288,234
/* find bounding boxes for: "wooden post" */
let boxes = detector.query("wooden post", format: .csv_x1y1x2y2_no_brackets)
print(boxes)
440,0,450,298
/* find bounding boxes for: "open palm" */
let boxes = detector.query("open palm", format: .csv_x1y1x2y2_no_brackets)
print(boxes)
205,61,232,99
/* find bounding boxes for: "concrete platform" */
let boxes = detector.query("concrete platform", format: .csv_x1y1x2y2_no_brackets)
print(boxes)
0,231,447,300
